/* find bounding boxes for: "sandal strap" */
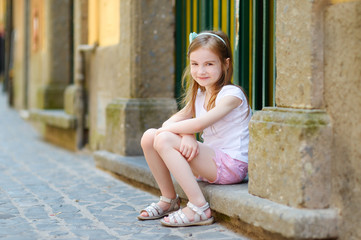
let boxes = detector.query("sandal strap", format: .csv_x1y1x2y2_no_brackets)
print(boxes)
159,194,178,204
168,209,189,224
160,194,179,211
143,202,163,217
140,195,180,218
187,202,209,221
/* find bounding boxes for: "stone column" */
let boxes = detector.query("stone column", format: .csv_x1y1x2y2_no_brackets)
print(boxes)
36,0,72,109
248,0,332,209
104,0,177,156
63,0,89,149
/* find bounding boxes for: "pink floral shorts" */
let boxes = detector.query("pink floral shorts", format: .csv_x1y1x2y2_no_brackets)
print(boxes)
198,148,248,185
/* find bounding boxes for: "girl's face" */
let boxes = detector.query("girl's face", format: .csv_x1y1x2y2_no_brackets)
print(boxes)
190,47,226,92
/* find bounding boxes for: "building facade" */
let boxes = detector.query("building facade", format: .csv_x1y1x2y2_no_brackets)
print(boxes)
3,0,361,239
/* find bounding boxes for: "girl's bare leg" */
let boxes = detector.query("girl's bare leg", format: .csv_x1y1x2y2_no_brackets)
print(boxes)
140,129,178,217
153,131,217,222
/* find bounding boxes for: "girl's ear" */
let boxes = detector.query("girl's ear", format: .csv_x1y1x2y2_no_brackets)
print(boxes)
225,58,230,70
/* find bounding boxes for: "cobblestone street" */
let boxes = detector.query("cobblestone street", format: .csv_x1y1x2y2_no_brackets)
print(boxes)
0,91,247,239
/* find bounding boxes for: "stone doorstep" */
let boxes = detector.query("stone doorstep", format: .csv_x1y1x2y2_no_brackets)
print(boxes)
29,109,77,129
93,150,339,239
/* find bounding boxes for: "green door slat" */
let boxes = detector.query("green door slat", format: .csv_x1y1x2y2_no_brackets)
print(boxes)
197,0,200,32
262,0,270,108
200,0,212,31
190,0,194,32
252,0,263,110
238,0,250,96
175,0,185,104
273,0,276,107
227,0,231,36
218,0,222,29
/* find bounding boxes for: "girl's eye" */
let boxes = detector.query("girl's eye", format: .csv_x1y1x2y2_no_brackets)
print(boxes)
191,63,198,66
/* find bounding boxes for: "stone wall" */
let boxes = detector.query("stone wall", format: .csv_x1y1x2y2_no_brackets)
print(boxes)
249,0,361,239
249,0,332,209
12,0,26,109
324,1,361,239
88,0,177,154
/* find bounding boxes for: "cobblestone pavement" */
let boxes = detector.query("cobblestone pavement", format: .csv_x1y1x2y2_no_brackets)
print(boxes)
0,92,248,239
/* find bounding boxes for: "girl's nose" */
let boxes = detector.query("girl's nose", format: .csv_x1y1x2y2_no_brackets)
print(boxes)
199,66,206,74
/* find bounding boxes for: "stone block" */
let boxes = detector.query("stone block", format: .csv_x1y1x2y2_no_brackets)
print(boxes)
64,85,77,115
275,0,327,109
29,109,77,129
130,0,175,99
36,84,66,109
44,125,77,151
64,84,85,116
248,107,332,209
29,109,78,151
105,98,177,156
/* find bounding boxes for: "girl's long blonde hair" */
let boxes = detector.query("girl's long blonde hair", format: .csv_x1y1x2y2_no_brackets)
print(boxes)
182,31,249,115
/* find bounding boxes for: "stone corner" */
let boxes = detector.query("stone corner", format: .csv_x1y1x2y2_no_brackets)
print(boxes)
104,98,178,156
248,107,333,209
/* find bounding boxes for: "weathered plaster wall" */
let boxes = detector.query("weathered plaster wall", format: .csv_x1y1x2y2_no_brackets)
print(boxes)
324,2,361,239
88,45,126,149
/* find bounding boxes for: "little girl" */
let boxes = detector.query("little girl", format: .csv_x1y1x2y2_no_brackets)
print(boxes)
137,30,251,227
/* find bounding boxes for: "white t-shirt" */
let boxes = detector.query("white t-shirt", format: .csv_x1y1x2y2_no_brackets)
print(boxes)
195,85,251,163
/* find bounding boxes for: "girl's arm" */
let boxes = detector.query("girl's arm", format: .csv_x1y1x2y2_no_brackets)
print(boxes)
158,95,242,135
162,103,199,161
162,103,193,127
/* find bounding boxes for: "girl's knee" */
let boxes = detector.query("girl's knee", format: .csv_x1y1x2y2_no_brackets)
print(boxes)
153,131,177,153
141,128,157,150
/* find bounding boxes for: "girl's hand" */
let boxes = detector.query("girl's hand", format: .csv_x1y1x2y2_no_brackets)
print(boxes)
180,134,199,162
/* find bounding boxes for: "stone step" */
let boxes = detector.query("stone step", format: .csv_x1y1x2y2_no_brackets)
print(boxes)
29,109,78,150
29,109,77,129
94,150,338,239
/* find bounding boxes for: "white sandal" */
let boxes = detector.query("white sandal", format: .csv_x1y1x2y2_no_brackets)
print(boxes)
160,202,214,227
137,195,180,220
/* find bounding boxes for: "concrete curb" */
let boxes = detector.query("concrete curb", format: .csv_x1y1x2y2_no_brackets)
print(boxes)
94,150,338,239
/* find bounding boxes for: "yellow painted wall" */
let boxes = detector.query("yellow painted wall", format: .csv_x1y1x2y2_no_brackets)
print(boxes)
0,0,5,33
88,0,98,45
88,0,120,46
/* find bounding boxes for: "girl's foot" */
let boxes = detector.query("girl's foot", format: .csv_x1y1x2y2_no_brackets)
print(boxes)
161,202,214,227
137,195,180,220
